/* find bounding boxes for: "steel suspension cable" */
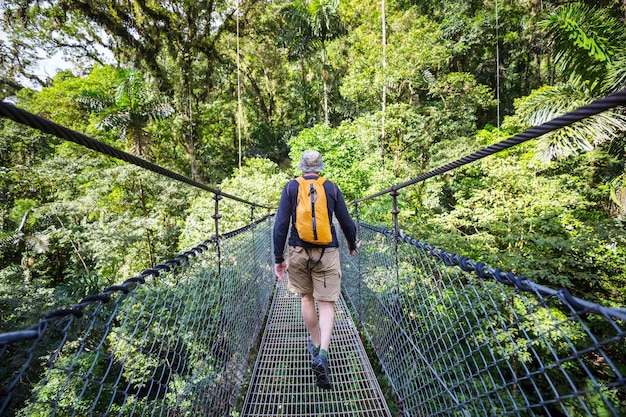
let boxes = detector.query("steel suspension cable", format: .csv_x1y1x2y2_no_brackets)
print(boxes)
352,88,626,205
0,102,272,210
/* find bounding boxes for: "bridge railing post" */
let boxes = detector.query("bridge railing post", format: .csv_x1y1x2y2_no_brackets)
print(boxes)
213,193,223,274
353,202,362,311
390,188,400,241
390,189,401,295
250,204,257,270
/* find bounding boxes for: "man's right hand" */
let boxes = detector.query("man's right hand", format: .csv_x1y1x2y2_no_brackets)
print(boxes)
274,261,287,280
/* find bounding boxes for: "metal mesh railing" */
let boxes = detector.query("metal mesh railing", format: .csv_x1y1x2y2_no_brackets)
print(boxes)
3,216,626,417
0,217,275,417
340,223,626,417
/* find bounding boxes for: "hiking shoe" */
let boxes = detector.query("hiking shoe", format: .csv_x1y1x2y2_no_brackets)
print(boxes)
311,355,332,390
307,340,319,359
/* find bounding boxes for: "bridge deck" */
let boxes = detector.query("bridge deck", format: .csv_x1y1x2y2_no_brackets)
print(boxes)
241,279,392,416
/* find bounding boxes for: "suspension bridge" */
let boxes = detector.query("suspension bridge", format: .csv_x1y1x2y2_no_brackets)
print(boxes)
1,91,626,416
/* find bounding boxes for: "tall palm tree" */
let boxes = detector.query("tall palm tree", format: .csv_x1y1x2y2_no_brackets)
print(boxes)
77,69,174,266
77,69,174,158
280,0,346,124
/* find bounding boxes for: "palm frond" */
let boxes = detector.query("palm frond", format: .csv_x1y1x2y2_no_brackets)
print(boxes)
517,84,626,161
141,99,175,121
607,50,626,92
535,129,592,163
609,173,625,209
99,112,132,132
309,0,343,41
76,68,173,157
515,84,588,126
114,69,150,110
539,2,624,90
76,90,115,112
280,3,317,59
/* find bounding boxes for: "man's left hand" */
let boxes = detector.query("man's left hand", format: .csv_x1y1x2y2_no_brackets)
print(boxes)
350,241,362,256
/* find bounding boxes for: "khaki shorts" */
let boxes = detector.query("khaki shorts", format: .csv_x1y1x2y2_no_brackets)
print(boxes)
287,246,341,302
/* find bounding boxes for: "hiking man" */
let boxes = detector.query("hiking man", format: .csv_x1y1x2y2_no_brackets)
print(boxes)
273,149,361,390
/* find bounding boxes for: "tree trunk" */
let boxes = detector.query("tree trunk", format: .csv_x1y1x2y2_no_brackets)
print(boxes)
184,128,207,183
179,72,208,183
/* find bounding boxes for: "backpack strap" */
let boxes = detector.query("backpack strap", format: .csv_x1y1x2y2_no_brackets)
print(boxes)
288,177,303,198
304,247,326,287
304,247,325,264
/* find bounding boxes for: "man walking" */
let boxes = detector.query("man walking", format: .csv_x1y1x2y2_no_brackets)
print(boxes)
273,150,361,390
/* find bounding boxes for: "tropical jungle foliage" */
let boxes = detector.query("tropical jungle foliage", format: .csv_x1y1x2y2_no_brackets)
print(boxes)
1,0,625,414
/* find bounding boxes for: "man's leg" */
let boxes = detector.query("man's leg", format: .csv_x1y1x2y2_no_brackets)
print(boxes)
308,247,339,390
317,300,335,352
312,300,334,390
301,293,320,346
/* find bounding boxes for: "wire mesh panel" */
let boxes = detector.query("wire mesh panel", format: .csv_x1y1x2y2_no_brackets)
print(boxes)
341,223,626,417
0,217,275,417
241,279,392,416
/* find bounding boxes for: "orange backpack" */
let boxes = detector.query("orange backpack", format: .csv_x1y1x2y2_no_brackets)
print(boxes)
295,177,332,245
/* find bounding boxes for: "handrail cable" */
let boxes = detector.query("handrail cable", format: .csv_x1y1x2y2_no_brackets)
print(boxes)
0,102,272,210
0,213,273,346
356,222,626,320
352,88,626,205
387,226,626,321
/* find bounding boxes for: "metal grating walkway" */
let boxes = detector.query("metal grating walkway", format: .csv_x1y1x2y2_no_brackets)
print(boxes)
241,279,392,416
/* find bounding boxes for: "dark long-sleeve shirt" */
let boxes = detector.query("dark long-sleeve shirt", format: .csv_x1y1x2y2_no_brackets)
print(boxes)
273,174,357,264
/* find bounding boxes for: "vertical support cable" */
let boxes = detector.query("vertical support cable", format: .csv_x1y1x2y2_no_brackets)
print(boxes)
495,0,501,138
213,193,223,274
236,0,243,171
381,0,387,166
